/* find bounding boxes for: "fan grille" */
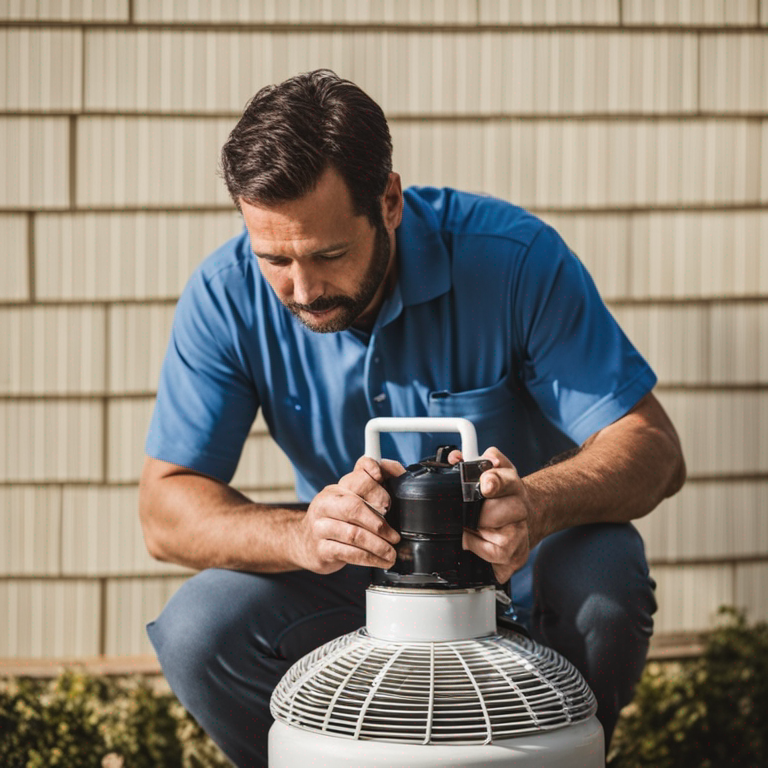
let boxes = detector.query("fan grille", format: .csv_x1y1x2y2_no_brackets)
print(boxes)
270,628,597,745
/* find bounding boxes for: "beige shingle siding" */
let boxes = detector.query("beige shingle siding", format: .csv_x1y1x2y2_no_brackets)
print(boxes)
76,117,233,208
84,30,696,116
658,391,768,477
34,212,243,301
623,0,760,26
0,487,61,576
652,565,734,632
701,34,768,113
392,120,763,209
106,397,154,483
611,303,768,386
1,6,767,660
134,0,479,25
0,117,69,209
61,486,191,577
635,480,768,561
0,401,103,483
479,0,620,24
0,29,83,113
0,0,129,22
545,211,768,301
0,213,29,301
232,434,299,489
104,577,188,656
736,563,768,623
0,306,106,395
109,305,176,394
0,580,101,657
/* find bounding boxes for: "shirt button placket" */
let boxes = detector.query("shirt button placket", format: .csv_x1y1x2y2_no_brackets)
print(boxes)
369,344,389,415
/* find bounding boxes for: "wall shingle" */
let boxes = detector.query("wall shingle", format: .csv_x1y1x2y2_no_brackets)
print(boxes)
623,0,759,26
62,486,191,576
0,118,69,209
0,214,28,301
658,391,768,478
0,580,100,658
652,564,734,633
392,120,762,209
635,480,768,562
34,212,242,301
134,0,478,25
0,401,103,482
84,30,696,116
76,117,232,208
0,0,129,22
701,35,768,113
0,306,106,395
0,29,82,112
0,486,61,576
479,0,620,24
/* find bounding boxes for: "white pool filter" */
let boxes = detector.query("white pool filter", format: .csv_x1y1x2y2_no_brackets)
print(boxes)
268,418,604,767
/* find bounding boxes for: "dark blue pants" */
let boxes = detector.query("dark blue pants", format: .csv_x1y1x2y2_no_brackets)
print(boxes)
147,523,656,767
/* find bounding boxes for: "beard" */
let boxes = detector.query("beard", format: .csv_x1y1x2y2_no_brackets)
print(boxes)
285,223,392,333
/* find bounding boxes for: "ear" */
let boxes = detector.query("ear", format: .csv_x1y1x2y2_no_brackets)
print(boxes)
381,172,404,231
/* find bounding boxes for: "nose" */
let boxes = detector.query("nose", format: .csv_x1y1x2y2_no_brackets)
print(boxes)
289,263,323,306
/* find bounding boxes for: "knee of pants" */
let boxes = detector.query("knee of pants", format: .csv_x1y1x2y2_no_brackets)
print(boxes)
146,573,269,691
533,523,657,636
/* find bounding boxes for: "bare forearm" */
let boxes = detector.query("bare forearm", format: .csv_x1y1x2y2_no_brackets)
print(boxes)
140,467,307,573
524,397,686,547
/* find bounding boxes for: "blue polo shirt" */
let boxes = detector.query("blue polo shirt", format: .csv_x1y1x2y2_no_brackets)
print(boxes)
147,185,655,504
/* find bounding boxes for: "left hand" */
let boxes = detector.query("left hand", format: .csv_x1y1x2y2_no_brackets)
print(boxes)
450,447,535,584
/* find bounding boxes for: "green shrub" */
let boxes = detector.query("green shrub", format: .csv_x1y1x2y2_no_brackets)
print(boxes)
0,670,231,768
608,607,768,767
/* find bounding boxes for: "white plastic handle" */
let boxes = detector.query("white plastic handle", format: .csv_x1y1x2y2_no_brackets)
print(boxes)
364,417,479,462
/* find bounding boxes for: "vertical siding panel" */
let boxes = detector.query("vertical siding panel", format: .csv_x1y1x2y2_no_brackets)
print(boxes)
735,564,768,623
0,118,69,209
0,487,61,576
0,215,28,301
0,581,100,658
105,577,188,656
62,487,191,576
109,304,175,393
107,398,155,483
231,435,297,489
653,566,734,633
624,0,759,25
0,402,103,482
0,307,106,395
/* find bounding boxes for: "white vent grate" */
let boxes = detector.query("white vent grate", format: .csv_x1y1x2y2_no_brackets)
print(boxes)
270,628,597,745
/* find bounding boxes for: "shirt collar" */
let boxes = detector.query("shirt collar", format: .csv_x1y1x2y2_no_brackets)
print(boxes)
394,187,452,308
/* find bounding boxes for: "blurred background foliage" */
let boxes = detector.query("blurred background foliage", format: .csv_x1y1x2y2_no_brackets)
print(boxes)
1,607,765,767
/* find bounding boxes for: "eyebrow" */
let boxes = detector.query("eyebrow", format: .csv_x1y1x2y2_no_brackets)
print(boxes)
252,242,350,259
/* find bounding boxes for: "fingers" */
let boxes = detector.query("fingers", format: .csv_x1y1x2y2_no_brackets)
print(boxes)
463,524,529,582
314,516,397,569
477,447,521,499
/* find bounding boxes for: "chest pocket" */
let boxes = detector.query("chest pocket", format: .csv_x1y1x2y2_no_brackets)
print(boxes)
427,378,517,457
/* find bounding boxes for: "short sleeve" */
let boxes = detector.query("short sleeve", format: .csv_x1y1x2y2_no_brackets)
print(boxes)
513,224,656,445
145,266,259,483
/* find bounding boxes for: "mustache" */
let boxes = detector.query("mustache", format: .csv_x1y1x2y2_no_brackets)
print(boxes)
287,295,355,312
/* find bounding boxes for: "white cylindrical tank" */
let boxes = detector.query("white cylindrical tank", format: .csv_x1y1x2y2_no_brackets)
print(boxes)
269,718,604,767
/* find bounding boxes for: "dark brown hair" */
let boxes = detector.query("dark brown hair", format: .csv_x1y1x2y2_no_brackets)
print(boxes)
220,69,393,224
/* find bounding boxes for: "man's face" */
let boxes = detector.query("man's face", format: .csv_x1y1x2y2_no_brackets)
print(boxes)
240,167,401,333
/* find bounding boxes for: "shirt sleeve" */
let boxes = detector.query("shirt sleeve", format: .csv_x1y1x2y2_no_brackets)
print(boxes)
513,224,656,445
145,265,259,483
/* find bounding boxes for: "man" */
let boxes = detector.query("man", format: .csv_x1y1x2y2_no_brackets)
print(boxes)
140,70,685,767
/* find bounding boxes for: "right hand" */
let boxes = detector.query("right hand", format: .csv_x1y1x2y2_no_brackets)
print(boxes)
295,456,406,574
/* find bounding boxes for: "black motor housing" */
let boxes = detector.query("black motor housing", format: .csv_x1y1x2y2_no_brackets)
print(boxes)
372,446,497,589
